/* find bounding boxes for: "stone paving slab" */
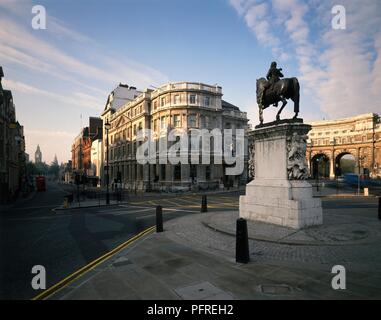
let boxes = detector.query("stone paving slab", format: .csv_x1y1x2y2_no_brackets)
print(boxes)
203,209,381,246
49,198,381,300
52,232,380,300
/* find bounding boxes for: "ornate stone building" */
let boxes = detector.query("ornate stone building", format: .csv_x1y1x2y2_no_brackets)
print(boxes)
71,117,102,178
306,113,381,178
101,82,249,191
0,67,27,202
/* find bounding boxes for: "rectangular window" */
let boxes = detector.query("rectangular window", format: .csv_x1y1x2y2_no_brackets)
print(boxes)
161,97,165,107
190,165,197,179
174,165,181,181
161,164,166,180
174,95,180,105
154,101,157,110
160,117,166,130
188,114,197,128
190,94,196,104
206,166,211,180
204,96,210,106
174,115,181,127
133,124,137,135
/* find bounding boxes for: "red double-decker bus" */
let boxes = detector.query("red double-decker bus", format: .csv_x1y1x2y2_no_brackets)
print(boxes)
35,176,46,192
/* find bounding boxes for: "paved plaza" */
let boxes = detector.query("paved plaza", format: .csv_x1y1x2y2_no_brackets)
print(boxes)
49,197,381,300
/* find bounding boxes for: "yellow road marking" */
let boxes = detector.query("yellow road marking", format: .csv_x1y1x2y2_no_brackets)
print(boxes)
32,225,155,300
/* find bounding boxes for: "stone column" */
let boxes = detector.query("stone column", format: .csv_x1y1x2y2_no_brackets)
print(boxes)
329,153,335,179
240,121,322,229
355,148,360,174
143,164,149,190
181,164,190,187
197,165,206,182
132,163,136,187
166,164,173,183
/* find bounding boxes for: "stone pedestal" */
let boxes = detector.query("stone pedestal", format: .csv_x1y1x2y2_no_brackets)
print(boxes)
240,121,323,229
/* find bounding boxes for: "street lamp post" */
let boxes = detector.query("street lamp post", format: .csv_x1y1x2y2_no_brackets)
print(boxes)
357,155,366,196
316,157,320,192
105,120,111,204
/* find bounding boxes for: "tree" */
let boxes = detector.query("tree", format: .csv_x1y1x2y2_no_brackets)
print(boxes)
49,155,60,179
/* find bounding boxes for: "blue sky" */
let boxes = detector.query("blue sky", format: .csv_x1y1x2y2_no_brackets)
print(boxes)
1,0,380,163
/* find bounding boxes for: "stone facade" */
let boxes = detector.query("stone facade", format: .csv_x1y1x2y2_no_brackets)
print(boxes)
0,67,27,203
71,117,102,179
90,138,103,184
307,113,381,178
101,82,249,191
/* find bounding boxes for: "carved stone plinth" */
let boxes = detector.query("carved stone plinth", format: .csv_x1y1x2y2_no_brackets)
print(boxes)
240,121,323,229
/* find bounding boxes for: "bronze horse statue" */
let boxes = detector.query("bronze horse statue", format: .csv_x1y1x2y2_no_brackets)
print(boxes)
256,77,300,124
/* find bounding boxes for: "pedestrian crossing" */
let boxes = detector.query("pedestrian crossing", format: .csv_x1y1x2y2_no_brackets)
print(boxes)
126,194,239,210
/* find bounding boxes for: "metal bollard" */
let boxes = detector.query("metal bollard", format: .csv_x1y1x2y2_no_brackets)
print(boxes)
378,197,381,220
156,205,163,233
236,218,250,264
201,195,208,212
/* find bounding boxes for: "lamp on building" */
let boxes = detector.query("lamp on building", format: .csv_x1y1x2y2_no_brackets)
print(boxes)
105,120,111,204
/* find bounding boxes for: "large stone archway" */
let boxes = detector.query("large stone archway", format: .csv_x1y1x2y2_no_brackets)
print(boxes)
335,151,356,176
306,113,381,179
310,153,330,178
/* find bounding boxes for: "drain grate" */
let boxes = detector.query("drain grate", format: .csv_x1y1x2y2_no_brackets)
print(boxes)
258,284,293,295
175,281,234,300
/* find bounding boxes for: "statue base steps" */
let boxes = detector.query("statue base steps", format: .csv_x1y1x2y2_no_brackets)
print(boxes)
240,179,322,229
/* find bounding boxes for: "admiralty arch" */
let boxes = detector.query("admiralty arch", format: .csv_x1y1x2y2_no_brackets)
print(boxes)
306,113,381,179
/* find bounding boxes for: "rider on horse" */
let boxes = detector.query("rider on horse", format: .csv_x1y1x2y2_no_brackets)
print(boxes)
267,61,284,86
259,61,284,107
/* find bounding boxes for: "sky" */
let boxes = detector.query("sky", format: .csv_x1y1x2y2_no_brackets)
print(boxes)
1,0,380,164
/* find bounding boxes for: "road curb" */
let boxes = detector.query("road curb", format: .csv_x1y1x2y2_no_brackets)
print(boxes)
53,202,129,211
32,225,155,300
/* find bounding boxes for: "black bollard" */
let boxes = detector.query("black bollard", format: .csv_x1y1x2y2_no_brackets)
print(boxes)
156,206,163,233
378,197,381,220
201,195,208,212
236,218,250,264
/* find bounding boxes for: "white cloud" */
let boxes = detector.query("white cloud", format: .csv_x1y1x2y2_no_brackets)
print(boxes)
0,3,169,162
229,0,381,119
3,79,103,110
0,12,168,94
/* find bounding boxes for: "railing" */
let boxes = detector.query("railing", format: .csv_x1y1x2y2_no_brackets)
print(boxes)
222,110,247,119
152,82,222,98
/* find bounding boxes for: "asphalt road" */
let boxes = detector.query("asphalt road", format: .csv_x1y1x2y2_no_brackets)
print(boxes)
0,182,240,300
1,181,378,300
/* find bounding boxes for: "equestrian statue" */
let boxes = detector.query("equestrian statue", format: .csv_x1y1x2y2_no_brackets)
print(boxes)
256,61,300,124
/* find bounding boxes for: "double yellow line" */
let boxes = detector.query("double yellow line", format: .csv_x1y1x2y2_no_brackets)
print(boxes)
32,225,155,300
